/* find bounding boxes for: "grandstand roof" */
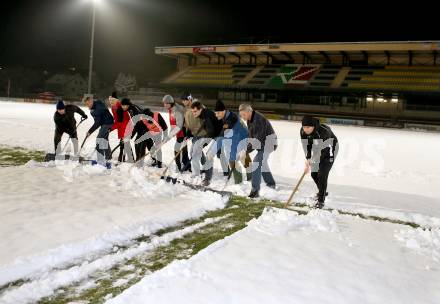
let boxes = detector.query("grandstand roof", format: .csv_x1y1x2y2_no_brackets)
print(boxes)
155,41,440,61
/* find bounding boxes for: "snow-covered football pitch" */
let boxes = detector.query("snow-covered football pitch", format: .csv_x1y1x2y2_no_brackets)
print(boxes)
0,101,439,303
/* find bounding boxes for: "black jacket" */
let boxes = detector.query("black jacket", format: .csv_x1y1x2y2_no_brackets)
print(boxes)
54,105,87,133
126,103,148,138
300,118,338,161
199,108,222,138
246,111,277,152
88,100,114,134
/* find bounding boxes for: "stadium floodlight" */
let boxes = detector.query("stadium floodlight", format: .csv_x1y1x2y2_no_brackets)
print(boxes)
376,97,384,103
366,96,374,102
391,98,399,104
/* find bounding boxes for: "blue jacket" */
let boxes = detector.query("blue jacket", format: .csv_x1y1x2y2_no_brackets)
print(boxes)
88,100,114,134
209,111,248,161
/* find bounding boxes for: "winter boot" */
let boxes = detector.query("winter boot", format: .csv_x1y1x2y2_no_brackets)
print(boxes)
314,192,329,200
267,183,276,190
248,190,259,199
201,178,211,187
314,200,325,209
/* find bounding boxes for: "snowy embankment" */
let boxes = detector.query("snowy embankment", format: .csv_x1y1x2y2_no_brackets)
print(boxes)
107,207,440,304
0,101,440,303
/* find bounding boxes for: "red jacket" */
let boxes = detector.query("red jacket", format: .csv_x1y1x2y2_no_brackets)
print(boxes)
111,101,131,139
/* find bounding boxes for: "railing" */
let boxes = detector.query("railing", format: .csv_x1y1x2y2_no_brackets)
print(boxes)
406,104,440,112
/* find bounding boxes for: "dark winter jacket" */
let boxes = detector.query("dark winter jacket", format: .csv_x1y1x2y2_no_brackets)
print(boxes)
125,103,148,138
246,111,277,152
126,103,143,118
88,100,114,134
300,118,338,161
54,105,87,133
219,110,239,137
198,108,222,138
209,110,249,161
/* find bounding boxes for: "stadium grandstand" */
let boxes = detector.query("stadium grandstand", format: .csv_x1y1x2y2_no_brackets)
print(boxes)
149,41,440,129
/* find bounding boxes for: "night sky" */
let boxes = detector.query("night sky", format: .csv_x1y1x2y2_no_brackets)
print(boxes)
1,0,438,82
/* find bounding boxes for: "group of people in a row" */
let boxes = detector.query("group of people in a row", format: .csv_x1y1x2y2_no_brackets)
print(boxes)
53,92,338,207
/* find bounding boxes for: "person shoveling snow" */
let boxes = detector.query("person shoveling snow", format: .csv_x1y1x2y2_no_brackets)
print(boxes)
45,100,88,161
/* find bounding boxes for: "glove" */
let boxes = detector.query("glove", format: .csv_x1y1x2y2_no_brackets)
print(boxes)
329,157,334,163
237,150,246,164
82,115,88,120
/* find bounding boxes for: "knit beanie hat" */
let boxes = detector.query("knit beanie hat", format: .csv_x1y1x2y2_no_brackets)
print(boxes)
162,95,175,105
214,100,226,111
56,100,65,110
301,115,316,127
121,98,131,106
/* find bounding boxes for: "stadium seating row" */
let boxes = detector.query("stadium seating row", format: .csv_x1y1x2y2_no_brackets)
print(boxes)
165,64,440,92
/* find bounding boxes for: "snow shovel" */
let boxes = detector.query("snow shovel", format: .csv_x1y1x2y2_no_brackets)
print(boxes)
283,170,307,208
110,142,122,158
160,175,232,197
220,169,233,192
77,133,91,157
157,139,188,178
61,117,86,152
160,138,217,179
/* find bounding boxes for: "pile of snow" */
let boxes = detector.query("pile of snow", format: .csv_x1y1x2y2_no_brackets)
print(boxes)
395,227,440,263
107,207,440,304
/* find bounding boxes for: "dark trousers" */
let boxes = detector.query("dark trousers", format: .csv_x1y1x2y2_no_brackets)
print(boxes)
135,133,153,164
175,137,190,172
54,129,78,155
251,149,275,192
311,159,334,203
